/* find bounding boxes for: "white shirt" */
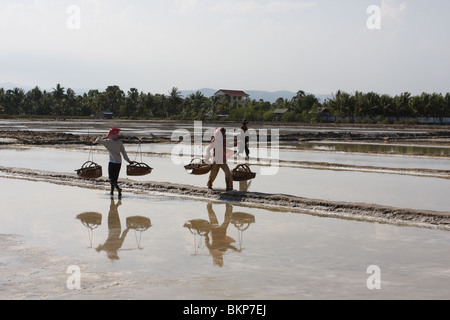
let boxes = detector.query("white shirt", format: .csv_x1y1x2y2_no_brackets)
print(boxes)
96,139,132,164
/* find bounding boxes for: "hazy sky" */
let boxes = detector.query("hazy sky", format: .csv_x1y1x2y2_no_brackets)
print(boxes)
0,0,449,96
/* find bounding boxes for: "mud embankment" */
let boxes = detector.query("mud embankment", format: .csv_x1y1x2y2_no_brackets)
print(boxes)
2,129,450,146
1,166,449,230
0,130,170,145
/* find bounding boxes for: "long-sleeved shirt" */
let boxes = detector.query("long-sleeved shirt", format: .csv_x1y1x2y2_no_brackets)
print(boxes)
96,138,132,164
205,133,234,164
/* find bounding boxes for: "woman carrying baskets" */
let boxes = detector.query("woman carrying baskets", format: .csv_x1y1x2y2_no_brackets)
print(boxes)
205,127,235,191
95,127,135,198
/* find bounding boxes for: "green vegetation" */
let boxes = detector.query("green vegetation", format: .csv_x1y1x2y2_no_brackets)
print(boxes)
1,85,449,123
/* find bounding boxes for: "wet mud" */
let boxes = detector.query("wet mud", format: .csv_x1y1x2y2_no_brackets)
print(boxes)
1,166,449,230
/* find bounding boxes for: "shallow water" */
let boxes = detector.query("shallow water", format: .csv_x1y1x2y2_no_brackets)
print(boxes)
296,142,450,157
0,178,449,300
0,119,429,135
133,143,450,170
1,146,449,212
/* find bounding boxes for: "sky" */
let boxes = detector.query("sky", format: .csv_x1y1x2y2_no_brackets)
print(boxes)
0,0,449,96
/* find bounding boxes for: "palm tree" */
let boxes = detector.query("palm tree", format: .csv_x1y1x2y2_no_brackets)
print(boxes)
105,85,125,115
445,93,450,117
167,87,183,117
184,91,206,119
334,90,352,118
155,94,168,118
394,92,411,119
52,84,66,115
380,94,394,118
138,92,154,118
0,88,5,114
8,88,25,115
65,88,77,116
26,86,43,115
124,88,139,117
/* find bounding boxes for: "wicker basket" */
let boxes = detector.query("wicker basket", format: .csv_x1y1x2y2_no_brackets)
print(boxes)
126,216,152,231
76,212,102,229
183,219,213,236
231,212,255,231
127,162,153,176
184,158,212,175
232,164,256,181
75,161,103,179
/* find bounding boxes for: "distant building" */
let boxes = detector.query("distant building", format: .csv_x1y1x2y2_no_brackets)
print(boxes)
273,109,288,121
95,111,114,119
214,89,250,106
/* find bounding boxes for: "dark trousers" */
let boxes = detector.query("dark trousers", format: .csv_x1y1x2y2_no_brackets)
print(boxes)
108,162,122,192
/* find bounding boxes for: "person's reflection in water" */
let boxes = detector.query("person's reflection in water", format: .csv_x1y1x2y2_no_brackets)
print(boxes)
239,179,252,192
205,203,240,267
96,199,129,261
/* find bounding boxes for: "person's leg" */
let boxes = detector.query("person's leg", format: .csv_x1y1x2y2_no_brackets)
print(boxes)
108,163,115,195
221,164,233,191
207,163,219,189
206,203,219,226
108,162,122,196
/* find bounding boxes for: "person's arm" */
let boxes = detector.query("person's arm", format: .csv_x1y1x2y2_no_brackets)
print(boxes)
95,136,108,145
120,144,133,164
204,142,214,163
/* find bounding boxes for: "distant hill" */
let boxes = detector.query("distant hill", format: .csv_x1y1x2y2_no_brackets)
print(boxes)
0,82,91,95
0,83,331,103
180,88,331,103
0,82,34,92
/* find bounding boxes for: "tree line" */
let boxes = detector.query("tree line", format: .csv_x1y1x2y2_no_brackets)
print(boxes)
1,84,449,123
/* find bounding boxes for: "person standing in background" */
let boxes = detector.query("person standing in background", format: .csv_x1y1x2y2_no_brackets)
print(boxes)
237,120,250,159
95,127,134,198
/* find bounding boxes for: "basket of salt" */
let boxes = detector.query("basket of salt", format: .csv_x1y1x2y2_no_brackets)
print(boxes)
127,139,153,176
127,162,153,176
75,161,103,179
184,158,212,175
232,164,256,181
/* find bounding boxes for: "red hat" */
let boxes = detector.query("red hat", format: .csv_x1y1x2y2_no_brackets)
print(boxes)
107,127,121,139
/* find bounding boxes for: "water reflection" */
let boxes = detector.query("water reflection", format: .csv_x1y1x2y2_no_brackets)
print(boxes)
184,203,255,267
126,216,152,250
76,199,152,261
230,211,256,251
299,142,450,156
238,179,252,192
76,212,102,248
95,200,129,260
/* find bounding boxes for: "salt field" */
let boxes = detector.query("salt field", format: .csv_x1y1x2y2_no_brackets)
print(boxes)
0,145,449,212
1,120,449,300
0,178,449,300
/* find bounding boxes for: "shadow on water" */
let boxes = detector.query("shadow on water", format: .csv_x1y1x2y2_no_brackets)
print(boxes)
76,199,152,261
183,202,255,267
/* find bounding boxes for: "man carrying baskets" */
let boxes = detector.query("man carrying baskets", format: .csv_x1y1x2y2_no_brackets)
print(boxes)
205,127,235,191
95,127,135,198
